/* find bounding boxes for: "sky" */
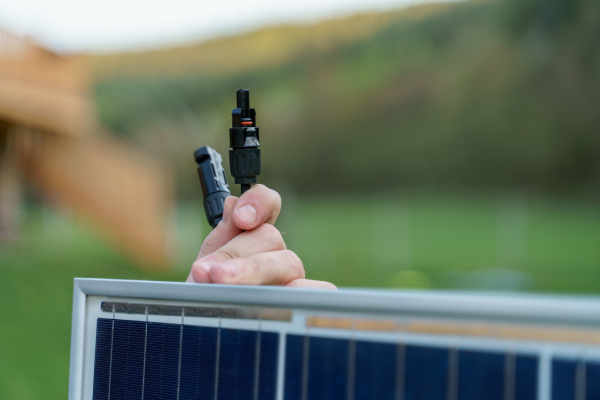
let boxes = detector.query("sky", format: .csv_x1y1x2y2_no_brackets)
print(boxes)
0,0,451,53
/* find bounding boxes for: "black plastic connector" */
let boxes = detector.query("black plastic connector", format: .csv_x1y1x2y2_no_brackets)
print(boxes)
229,89,261,194
194,146,231,228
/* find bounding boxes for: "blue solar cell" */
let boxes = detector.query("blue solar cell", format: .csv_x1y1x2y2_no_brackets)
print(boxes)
307,336,349,400
284,334,305,400
405,345,448,400
94,319,279,400
552,358,577,400
180,325,218,400
354,340,397,400
515,355,538,400
223,329,280,400
93,319,113,400
93,317,549,400
458,350,505,400
586,361,600,399
284,335,349,400
285,338,541,400
144,322,181,400
552,358,600,400
219,328,260,399
258,332,280,400
110,320,146,400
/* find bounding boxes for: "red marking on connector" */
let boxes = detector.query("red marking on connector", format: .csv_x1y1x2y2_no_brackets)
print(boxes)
241,121,253,126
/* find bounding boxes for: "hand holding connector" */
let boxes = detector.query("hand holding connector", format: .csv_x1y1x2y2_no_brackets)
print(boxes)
190,89,336,289
194,89,261,229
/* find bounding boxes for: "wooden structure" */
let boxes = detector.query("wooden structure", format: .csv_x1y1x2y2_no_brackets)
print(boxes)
0,29,173,269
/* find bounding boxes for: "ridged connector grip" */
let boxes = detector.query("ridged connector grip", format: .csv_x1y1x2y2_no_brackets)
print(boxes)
194,146,231,228
229,148,261,184
203,192,229,228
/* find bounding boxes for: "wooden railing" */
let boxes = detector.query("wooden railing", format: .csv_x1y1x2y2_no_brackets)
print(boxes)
0,30,174,269
0,29,93,136
18,130,174,268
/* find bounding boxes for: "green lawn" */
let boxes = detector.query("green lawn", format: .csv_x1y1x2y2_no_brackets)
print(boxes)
0,194,598,399
282,194,600,292
0,210,184,400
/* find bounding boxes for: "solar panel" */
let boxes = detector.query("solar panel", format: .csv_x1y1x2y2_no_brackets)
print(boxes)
69,279,600,400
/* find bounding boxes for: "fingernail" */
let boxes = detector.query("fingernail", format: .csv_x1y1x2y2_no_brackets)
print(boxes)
236,204,258,225
217,263,239,277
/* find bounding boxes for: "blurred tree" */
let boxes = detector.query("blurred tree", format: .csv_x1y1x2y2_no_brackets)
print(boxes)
94,0,600,199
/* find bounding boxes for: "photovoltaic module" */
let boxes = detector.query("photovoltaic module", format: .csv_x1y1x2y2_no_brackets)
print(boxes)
69,279,600,400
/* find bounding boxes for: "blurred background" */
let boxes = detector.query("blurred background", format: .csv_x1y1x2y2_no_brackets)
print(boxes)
0,0,598,397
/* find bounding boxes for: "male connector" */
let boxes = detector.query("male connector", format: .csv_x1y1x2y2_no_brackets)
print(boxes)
194,146,231,228
229,89,261,195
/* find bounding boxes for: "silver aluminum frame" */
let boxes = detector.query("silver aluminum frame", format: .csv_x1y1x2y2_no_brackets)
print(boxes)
69,278,600,400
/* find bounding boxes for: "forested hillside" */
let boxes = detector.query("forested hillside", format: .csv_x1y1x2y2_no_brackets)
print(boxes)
93,0,599,198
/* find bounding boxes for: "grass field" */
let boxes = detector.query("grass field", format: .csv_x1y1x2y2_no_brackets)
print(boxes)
0,209,182,400
0,194,598,399
281,194,599,292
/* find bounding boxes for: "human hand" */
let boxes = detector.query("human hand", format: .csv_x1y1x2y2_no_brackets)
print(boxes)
187,184,336,289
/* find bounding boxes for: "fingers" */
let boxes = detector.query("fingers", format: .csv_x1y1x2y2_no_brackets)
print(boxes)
197,196,242,258
232,184,281,230
198,250,305,286
202,224,287,263
187,196,241,283
285,279,338,290
194,184,281,263
187,184,336,289
189,224,287,283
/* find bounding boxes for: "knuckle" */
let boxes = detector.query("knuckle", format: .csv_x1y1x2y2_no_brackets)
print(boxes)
255,184,281,206
257,223,285,247
211,247,237,262
265,186,281,203
283,250,305,278
267,188,282,213
198,238,217,258
245,258,260,276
